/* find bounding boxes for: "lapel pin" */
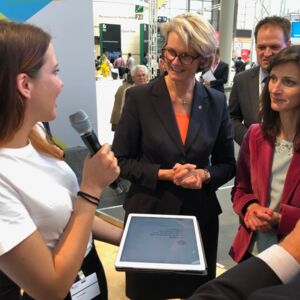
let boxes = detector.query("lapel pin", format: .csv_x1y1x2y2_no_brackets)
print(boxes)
198,105,202,110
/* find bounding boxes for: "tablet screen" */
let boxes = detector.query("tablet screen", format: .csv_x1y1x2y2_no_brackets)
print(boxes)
115,214,207,274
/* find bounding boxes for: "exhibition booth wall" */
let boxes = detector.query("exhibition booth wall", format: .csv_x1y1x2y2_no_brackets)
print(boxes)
0,0,118,148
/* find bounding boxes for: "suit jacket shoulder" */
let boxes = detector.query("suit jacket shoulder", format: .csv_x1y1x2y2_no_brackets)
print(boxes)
218,61,229,68
234,66,260,82
247,278,300,300
229,66,260,144
188,257,281,300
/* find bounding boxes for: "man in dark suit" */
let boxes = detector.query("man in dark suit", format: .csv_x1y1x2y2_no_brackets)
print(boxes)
234,57,246,74
188,220,300,300
228,16,291,145
201,48,229,93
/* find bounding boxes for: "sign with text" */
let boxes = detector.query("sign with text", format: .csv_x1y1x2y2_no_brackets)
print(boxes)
100,23,121,61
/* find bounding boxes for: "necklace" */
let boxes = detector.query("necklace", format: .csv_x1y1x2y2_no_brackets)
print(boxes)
176,97,190,105
275,138,294,157
182,99,188,105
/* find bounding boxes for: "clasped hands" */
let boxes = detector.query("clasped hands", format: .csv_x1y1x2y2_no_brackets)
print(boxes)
172,163,206,189
244,203,282,233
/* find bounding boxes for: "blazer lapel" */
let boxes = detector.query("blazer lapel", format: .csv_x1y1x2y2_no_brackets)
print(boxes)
184,82,209,152
213,61,223,77
254,133,273,206
281,152,300,204
254,131,300,206
249,67,260,121
151,77,185,154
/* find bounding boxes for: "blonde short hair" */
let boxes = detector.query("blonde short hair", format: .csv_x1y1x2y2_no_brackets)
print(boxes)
161,12,217,71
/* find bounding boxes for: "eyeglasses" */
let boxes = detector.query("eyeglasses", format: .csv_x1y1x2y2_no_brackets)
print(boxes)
135,73,146,77
161,48,200,65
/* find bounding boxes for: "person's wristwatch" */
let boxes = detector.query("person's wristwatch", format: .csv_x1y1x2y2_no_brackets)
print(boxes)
203,169,211,183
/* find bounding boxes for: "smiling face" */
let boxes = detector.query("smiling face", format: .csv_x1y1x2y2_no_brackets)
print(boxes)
163,31,201,83
29,43,64,122
269,61,300,114
256,25,290,70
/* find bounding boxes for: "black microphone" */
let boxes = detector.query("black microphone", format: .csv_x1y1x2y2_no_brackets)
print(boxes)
69,109,124,195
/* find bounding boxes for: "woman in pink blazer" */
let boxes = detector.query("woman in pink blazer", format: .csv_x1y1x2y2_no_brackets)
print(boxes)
230,45,300,263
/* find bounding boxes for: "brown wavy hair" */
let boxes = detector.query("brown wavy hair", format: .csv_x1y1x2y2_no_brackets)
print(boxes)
0,21,63,159
259,45,300,152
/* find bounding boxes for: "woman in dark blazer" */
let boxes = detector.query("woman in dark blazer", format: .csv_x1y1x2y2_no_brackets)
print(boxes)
230,45,300,263
112,12,236,300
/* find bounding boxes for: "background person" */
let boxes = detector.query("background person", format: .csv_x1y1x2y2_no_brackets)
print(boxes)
142,52,149,66
112,12,235,300
110,73,134,131
95,55,101,70
234,56,246,74
130,64,149,85
150,55,167,81
113,53,126,79
229,16,291,145
110,65,148,131
158,55,167,76
0,21,121,300
230,45,300,264
125,52,135,73
97,52,113,78
200,47,229,93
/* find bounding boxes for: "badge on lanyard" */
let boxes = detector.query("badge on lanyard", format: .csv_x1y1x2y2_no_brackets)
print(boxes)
70,270,100,300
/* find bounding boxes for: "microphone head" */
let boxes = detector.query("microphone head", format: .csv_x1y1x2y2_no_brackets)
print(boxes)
69,110,92,135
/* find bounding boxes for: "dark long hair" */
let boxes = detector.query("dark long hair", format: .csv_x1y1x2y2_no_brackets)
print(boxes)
0,21,63,158
259,45,300,152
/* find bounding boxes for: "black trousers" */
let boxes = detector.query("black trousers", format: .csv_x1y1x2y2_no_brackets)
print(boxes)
0,242,107,300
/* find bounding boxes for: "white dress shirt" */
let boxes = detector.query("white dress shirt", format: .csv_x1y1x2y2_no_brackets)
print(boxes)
258,244,300,284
